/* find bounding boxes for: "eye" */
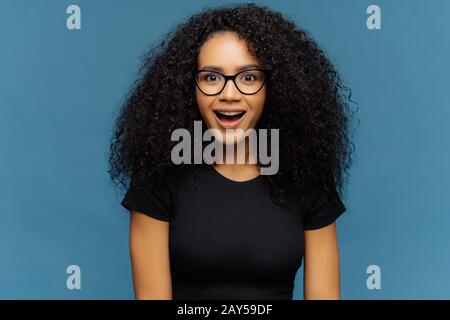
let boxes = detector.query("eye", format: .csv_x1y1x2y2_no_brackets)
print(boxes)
204,72,221,82
240,72,257,82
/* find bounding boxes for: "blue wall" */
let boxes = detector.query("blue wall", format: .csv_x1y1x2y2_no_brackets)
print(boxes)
1,0,449,299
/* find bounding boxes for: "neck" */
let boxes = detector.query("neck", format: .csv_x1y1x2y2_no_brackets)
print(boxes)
213,140,260,179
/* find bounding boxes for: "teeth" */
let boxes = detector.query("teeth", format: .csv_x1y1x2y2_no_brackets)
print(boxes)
216,111,245,116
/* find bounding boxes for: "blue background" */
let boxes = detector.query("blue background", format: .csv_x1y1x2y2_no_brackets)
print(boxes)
1,0,449,299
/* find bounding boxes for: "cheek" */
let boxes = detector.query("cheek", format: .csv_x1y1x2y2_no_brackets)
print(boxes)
195,90,208,113
195,90,214,119
244,93,266,128
248,94,266,116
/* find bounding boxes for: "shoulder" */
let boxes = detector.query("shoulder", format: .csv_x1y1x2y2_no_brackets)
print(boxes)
162,164,181,185
160,163,202,194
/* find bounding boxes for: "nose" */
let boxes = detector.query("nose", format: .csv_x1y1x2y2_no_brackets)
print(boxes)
219,79,242,101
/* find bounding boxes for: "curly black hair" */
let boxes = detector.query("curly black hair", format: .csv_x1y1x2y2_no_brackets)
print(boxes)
108,2,357,212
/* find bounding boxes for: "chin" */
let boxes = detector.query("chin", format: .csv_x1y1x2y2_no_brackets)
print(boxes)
208,123,246,144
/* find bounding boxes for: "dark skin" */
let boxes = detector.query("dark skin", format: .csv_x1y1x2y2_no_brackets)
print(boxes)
129,31,341,300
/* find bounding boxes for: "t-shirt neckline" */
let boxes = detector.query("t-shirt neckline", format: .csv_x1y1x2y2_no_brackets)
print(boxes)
205,163,262,185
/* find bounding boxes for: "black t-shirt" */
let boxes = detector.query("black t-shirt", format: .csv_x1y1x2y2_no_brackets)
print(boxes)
121,163,346,300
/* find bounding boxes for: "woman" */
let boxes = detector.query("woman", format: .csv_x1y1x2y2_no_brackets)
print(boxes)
109,3,355,300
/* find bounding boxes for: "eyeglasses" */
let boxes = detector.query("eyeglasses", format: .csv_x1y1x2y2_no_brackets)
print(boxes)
194,68,267,96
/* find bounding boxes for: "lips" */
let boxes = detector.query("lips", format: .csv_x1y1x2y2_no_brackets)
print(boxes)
213,110,246,129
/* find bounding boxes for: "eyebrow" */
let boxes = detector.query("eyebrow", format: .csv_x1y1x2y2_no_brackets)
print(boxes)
199,64,263,72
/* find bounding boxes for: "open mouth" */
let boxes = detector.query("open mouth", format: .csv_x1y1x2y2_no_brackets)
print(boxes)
213,110,246,127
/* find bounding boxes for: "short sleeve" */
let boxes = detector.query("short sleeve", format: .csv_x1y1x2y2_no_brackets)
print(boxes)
121,167,178,222
303,175,346,230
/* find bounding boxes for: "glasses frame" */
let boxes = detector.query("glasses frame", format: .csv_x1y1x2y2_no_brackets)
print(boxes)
194,68,268,96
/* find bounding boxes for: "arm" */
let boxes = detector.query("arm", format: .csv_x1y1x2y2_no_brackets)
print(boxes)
128,210,172,299
303,222,341,300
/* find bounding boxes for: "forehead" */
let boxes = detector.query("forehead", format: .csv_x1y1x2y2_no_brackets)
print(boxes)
197,31,262,72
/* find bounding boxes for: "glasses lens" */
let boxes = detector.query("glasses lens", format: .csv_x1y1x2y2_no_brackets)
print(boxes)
196,71,225,95
235,69,266,94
